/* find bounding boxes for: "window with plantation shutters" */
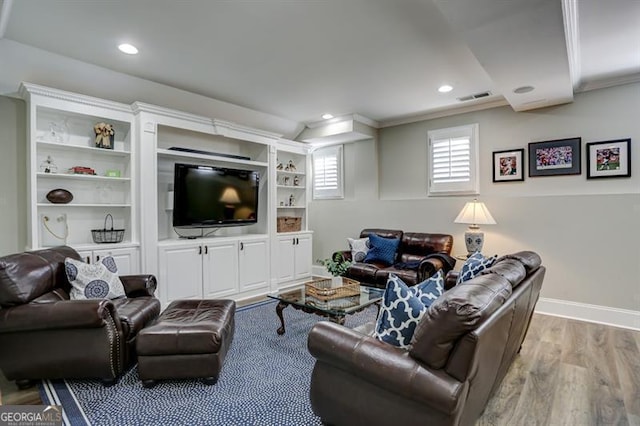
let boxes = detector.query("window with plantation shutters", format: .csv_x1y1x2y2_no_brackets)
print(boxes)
427,124,479,196
312,145,344,199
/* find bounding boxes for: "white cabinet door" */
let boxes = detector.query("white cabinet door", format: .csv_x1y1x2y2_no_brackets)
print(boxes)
93,247,140,275
203,240,239,298
276,236,296,282
294,234,312,280
158,244,202,303
239,238,268,291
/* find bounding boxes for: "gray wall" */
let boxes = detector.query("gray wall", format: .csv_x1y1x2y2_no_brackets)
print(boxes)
0,96,27,255
310,83,640,312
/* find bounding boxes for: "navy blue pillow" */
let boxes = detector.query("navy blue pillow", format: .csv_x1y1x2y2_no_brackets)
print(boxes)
364,234,400,266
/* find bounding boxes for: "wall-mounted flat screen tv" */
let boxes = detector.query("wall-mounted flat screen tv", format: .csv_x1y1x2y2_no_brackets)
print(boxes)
173,163,259,228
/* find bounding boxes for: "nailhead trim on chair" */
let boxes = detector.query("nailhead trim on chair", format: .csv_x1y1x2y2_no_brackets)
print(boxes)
103,312,120,378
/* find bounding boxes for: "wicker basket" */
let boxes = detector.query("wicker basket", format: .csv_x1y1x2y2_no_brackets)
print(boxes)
305,295,360,310
305,277,360,301
91,214,124,244
277,216,301,233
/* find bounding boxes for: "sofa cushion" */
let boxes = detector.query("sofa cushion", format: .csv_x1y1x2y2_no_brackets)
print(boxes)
497,251,542,274
400,232,454,258
347,237,370,262
346,262,380,284
456,252,498,285
65,256,126,300
374,266,420,287
374,274,427,348
480,258,527,288
364,234,400,266
410,274,512,369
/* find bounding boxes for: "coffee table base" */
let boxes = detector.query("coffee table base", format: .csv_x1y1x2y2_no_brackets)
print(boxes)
276,300,370,335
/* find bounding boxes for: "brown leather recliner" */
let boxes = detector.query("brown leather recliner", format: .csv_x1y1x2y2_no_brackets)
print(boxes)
308,251,545,426
334,228,455,288
0,246,161,388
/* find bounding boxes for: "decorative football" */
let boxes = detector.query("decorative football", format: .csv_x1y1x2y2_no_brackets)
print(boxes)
46,188,73,204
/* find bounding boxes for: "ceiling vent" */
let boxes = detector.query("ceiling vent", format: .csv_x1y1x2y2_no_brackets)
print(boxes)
457,91,492,102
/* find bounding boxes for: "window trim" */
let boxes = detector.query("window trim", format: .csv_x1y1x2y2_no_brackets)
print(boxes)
312,144,344,200
427,123,479,196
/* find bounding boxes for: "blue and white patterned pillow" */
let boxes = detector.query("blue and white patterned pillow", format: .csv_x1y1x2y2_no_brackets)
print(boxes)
412,270,445,306
65,256,126,300
456,252,498,285
347,237,370,262
374,274,429,348
364,234,400,266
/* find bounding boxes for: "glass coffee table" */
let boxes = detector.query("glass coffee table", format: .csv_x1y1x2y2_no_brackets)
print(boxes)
268,278,383,335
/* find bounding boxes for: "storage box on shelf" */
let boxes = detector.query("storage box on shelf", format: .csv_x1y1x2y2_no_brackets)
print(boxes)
21,83,137,252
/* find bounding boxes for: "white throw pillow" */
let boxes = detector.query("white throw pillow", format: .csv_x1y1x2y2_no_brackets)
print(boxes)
65,256,126,300
347,237,370,262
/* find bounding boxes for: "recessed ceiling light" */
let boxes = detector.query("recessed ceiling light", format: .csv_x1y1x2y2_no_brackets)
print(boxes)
513,85,535,94
321,113,334,120
118,43,139,55
438,85,453,93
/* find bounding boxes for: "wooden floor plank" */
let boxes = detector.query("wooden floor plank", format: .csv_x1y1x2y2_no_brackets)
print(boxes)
549,363,593,426
613,328,640,419
562,318,588,367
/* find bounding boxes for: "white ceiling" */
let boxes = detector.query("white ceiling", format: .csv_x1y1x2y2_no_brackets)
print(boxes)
1,0,639,128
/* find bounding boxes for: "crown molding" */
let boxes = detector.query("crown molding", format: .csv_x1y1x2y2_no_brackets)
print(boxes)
379,97,509,128
132,102,215,127
562,0,581,90
305,113,379,129
0,0,14,39
19,82,132,113
577,72,640,93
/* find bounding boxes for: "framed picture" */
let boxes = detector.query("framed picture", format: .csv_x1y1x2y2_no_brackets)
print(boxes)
493,149,525,182
586,138,631,179
528,137,581,177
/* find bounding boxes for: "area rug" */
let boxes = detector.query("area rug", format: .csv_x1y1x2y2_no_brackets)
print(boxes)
40,299,378,425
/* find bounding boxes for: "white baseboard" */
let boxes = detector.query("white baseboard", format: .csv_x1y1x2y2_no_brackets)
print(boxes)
535,297,640,331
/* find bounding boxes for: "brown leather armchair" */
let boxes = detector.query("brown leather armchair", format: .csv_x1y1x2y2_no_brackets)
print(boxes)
0,246,161,388
334,229,455,288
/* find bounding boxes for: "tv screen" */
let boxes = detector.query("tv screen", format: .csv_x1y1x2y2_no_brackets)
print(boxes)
173,163,259,228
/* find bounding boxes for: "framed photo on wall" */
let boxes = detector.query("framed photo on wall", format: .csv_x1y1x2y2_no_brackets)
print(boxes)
586,138,631,179
492,149,525,182
528,137,581,177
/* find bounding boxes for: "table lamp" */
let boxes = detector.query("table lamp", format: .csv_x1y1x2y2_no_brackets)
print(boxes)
220,187,241,219
454,199,496,256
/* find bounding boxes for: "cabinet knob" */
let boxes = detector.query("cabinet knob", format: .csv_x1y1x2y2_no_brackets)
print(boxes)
198,246,202,255
96,255,100,261
205,246,208,254
240,242,244,251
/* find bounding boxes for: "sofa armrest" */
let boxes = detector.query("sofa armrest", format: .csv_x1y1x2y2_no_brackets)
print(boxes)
417,253,456,282
308,321,465,415
0,299,118,333
120,274,157,297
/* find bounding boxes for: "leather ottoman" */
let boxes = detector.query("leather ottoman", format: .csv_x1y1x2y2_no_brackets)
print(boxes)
136,299,236,387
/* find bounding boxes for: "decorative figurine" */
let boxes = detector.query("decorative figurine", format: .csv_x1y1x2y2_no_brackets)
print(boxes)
283,176,290,186
94,122,115,149
276,159,283,170
289,194,295,206
39,155,58,173
293,175,300,186
287,160,297,172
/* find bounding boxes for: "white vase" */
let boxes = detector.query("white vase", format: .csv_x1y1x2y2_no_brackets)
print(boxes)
331,276,343,288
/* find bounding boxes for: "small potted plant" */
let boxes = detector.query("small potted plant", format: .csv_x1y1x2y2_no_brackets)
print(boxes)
318,252,352,286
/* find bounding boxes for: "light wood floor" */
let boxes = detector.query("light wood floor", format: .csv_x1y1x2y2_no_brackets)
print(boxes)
2,313,639,425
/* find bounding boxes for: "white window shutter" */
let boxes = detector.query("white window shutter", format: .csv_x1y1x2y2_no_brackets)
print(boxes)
428,124,479,196
312,145,344,199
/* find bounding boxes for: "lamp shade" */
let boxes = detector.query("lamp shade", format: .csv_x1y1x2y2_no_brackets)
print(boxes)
219,187,241,204
454,199,496,228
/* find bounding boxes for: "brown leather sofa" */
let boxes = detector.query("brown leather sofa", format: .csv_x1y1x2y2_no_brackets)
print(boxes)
308,251,545,426
334,229,455,288
0,246,161,388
